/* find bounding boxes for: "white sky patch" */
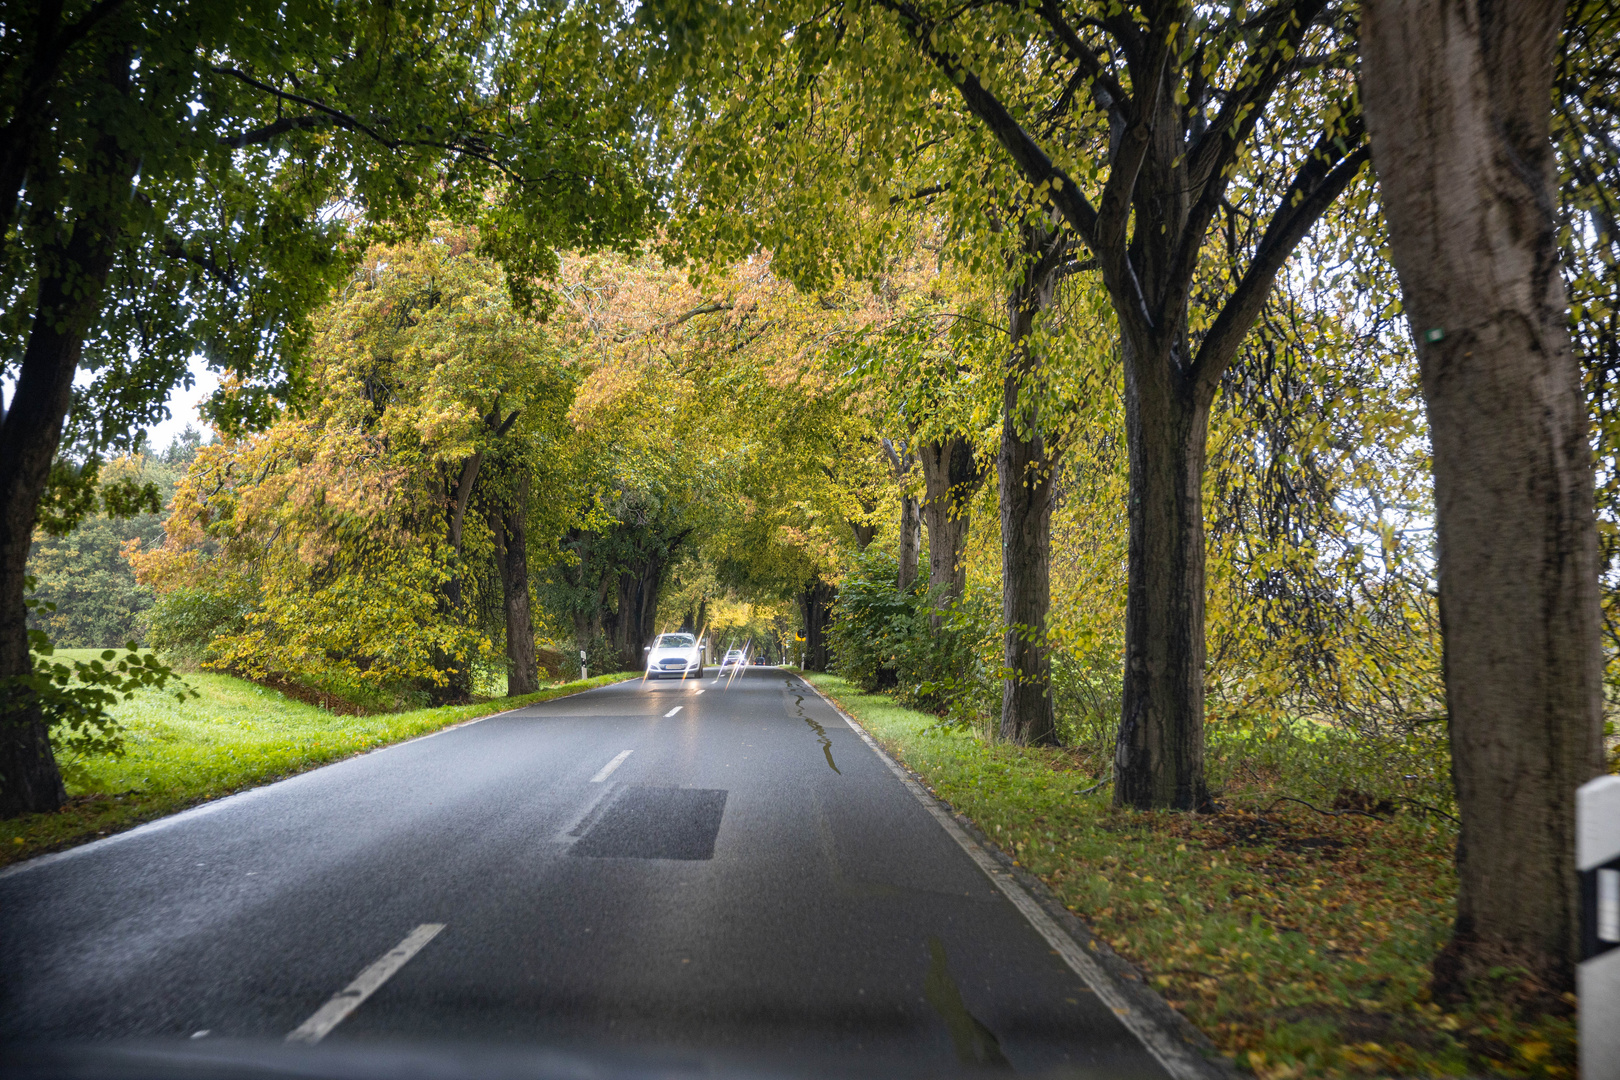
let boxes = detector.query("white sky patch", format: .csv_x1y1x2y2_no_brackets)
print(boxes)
2,355,219,456
143,358,221,452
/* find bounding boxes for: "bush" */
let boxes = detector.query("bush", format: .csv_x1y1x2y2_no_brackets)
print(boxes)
1049,641,1124,766
583,631,621,676
829,549,998,724
141,585,253,668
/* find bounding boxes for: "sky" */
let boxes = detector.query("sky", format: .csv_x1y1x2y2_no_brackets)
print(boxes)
141,358,221,453
3,356,220,457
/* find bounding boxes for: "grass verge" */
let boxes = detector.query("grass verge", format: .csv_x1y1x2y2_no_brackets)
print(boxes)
4,659,640,869
804,673,1577,1079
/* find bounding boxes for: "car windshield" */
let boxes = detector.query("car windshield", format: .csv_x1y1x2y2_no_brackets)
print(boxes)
654,633,695,649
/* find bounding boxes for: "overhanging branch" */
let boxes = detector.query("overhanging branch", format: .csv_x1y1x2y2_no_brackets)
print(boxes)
1189,139,1371,396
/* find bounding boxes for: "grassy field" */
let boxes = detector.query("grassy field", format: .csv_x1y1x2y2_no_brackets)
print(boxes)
4,654,640,869
802,673,1576,1079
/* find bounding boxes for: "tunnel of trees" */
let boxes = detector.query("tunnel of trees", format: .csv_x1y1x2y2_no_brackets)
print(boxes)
4,0,1617,1024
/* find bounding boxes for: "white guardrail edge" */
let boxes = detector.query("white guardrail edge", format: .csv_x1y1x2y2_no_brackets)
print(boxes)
796,675,1233,1080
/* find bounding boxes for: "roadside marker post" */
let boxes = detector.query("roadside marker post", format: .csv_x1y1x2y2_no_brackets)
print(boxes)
1580,774,1620,1080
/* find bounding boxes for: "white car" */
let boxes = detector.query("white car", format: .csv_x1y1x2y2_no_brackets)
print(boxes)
645,633,704,680
719,648,747,671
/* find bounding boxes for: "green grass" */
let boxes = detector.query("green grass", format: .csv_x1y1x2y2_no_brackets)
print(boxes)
4,655,640,868
804,673,1577,1080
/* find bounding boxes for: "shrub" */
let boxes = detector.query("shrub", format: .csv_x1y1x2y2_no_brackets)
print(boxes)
829,549,998,724
141,585,253,668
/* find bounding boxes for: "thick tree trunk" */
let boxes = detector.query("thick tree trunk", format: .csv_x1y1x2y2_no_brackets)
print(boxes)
1113,335,1213,811
799,578,835,672
489,481,538,697
560,528,608,658
998,252,1061,746
920,433,984,626
1,49,134,817
1363,0,1604,1000
611,556,668,671
1,300,85,818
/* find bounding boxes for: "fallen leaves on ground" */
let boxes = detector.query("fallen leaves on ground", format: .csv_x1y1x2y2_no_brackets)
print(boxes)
807,674,1578,1079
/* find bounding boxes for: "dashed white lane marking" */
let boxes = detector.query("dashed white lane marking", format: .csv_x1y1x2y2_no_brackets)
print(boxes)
590,750,633,783
286,924,444,1044
798,679,1210,1080
664,706,683,717
694,689,705,696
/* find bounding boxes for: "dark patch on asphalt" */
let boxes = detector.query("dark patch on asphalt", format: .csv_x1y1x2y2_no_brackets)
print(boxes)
923,936,1010,1069
802,717,841,774
570,786,728,860
786,678,840,774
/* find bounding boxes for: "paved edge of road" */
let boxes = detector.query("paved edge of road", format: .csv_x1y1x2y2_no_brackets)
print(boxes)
0,678,631,883
795,675,1240,1080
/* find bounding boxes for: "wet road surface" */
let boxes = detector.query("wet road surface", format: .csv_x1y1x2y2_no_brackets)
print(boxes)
0,668,1169,1077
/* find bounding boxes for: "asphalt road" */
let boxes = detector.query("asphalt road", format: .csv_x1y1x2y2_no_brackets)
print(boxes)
0,667,1169,1078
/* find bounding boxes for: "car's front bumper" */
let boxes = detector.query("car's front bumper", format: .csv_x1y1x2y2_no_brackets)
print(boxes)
647,660,702,678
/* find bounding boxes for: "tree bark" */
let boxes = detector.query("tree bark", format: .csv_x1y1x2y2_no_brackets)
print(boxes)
1363,0,1604,1000
919,432,985,625
898,492,920,592
489,477,538,697
1113,333,1213,811
1,44,135,818
881,439,920,590
428,452,485,705
799,578,835,672
998,236,1064,746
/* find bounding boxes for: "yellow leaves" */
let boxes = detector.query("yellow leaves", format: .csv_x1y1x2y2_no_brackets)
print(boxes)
1517,1040,1551,1064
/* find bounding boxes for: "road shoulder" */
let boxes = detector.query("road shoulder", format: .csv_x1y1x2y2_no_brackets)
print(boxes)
796,671,1238,1080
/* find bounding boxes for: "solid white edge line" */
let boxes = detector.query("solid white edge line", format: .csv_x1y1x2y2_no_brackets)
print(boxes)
0,678,633,881
664,706,683,717
796,677,1209,1080
590,749,634,783
286,923,445,1045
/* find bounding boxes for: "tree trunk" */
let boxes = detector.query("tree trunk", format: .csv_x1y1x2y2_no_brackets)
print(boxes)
0,47,135,818
1113,334,1213,811
799,578,835,672
1363,0,1604,1000
998,244,1062,746
851,517,878,551
611,556,668,670
489,480,538,697
881,439,920,590
898,492,921,592
919,433,984,627
429,452,484,705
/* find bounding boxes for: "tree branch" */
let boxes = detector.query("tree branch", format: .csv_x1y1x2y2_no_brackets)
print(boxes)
209,65,514,178
1094,15,1174,258
222,113,332,149
873,0,1173,341
1189,138,1370,397
1034,0,1132,121
210,66,396,148
1181,0,1331,209
872,0,1101,250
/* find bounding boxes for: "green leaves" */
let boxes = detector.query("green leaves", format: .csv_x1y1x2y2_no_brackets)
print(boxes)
12,578,193,784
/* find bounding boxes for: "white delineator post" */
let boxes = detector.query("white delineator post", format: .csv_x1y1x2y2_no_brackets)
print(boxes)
580,649,588,682
1579,774,1620,1079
